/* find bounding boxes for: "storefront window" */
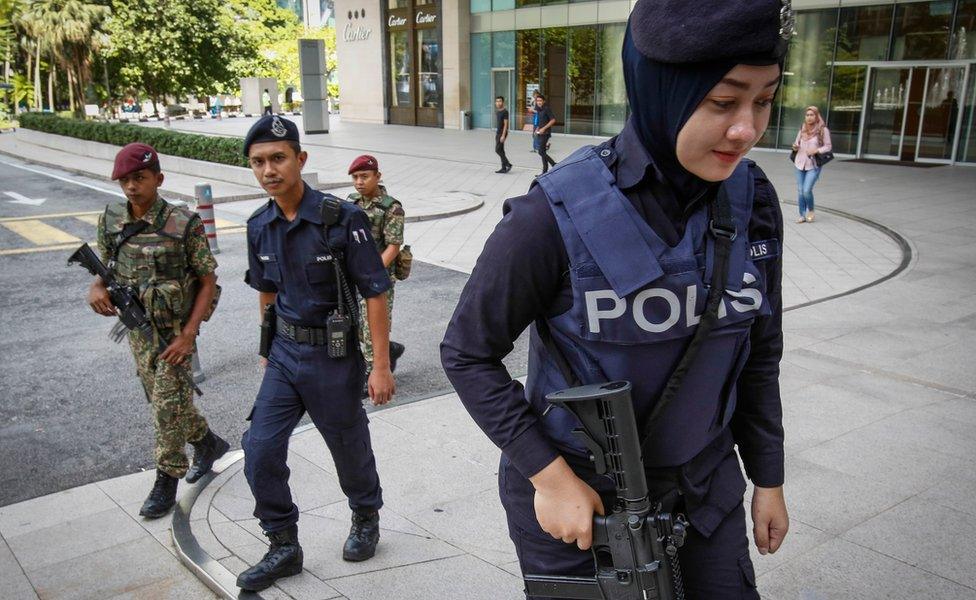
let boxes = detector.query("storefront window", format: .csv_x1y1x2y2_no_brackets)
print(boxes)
493,0,515,9
388,0,409,7
515,0,539,7
596,23,627,136
493,30,515,68
836,4,892,61
827,66,867,154
516,29,541,130
951,0,976,59
390,31,411,107
471,33,492,128
892,1,952,60
417,29,441,108
471,0,490,13
778,8,837,148
565,27,597,135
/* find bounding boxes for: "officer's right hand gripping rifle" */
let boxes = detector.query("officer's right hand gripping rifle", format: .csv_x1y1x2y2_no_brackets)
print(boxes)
68,243,203,396
523,381,687,600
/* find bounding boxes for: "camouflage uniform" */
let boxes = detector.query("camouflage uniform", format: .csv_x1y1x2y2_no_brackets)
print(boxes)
347,186,404,370
97,196,218,479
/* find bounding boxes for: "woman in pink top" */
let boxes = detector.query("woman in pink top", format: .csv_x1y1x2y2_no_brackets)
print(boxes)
791,106,831,223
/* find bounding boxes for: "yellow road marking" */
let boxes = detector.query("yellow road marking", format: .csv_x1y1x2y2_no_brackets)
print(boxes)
75,214,101,226
0,241,84,256
214,218,238,229
2,220,80,245
0,210,101,223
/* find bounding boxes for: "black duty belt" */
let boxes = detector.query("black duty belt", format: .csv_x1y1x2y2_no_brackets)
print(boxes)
276,316,328,345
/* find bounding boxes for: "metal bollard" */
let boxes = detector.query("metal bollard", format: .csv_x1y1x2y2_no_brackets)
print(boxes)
194,183,219,254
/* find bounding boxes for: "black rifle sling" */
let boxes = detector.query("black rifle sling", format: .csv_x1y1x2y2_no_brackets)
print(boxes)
640,186,736,446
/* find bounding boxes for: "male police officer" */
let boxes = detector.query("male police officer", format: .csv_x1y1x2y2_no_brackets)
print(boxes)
442,1,791,598
238,116,395,592
346,154,406,382
87,143,228,519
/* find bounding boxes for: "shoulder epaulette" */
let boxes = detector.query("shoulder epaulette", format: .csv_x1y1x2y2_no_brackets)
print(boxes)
247,199,274,222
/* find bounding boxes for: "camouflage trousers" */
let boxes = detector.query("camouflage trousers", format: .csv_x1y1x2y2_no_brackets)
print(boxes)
129,329,209,479
358,283,395,373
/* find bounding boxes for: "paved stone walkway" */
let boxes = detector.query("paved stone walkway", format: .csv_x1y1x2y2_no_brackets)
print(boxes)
2,117,973,600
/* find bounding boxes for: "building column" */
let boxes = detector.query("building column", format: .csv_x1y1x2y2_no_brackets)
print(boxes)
441,0,471,129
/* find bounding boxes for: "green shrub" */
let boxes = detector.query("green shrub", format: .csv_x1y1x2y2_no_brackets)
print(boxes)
18,112,247,167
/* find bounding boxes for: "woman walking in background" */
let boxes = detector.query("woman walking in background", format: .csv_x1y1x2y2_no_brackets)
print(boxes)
792,106,831,223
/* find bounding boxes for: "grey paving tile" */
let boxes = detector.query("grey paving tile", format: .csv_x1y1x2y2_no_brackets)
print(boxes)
780,457,911,535
272,569,342,600
843,498,976,589
0,484,114,539
376,448,498,516
95,469,157,506
759,538,976,600
406,487,516,566
24,536,215,600
8,506,147,571
212,519,265,551
919,473,976,519
327,554,523,600
780,382,903,452
745,517,833,578
0,536,37,600
294,512,462,580
305,501,432,537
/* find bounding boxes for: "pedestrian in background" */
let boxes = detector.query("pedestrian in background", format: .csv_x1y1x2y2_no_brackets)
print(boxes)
791,106,831,223
533,93,556,175
87,143,228,520
262,89,273,116
346,154,407,388
495,96,513,173
529,89,541,152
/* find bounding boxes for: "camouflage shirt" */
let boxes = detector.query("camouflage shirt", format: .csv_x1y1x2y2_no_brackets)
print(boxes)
347,186,405,254
96,196,218,279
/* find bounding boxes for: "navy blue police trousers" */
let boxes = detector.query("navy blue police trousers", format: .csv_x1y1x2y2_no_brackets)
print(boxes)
499,455,759,600
242,335,383,532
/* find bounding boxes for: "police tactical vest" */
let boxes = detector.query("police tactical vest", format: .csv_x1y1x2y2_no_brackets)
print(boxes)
103,201,197,331
527,147,772,467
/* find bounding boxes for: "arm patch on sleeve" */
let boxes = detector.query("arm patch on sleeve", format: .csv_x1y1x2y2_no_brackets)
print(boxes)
749,239,779,262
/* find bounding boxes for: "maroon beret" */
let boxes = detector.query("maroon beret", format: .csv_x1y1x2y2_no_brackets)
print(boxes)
348,154,379,174
112,143,160,180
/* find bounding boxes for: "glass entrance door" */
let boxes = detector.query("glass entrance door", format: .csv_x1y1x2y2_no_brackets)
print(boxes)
860,64,969,162
491,69,513,114
862,68,912,158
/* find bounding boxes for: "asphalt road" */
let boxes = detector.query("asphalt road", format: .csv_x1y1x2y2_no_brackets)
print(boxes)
0,157,528,506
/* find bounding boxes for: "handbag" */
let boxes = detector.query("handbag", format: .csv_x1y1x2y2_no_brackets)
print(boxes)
789,150,797,163
814,151,834,167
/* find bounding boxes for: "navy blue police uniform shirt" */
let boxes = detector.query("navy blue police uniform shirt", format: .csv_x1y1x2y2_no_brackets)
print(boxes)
245,184,391,327
441,121,785,487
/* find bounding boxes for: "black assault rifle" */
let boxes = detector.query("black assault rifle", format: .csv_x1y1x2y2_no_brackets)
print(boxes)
68,243,203,397
524,381,687,600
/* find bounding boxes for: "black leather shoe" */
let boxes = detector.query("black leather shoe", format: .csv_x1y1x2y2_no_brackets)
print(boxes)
495,167,506,173
389,341,406,372
342,511,380,562
139,471,178,519
186,429,230,483
237,525,304,591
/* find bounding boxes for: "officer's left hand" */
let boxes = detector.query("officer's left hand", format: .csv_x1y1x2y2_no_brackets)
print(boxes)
368,367,395,406
160,331,195,366
752,485,789,555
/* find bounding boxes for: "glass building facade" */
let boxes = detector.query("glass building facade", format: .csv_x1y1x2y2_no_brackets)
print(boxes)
470,0,976,164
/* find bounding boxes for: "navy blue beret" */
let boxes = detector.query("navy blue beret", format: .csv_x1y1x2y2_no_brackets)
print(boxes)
243,115,301,156
629,0,795,64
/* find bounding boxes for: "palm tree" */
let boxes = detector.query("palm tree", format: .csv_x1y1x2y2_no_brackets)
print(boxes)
21,0,109,114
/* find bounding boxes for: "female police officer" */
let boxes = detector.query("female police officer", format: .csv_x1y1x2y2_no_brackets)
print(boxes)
441,1,791,597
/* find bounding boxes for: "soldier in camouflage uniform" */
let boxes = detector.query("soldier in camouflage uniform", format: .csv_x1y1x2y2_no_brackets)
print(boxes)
346,155,406,380
87,143,230,519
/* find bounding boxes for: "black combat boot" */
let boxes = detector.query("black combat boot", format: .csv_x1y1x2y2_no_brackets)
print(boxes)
236,525,304,591
185,429,230,483
139,471,178,519
389,341,406,373
343,510,380,562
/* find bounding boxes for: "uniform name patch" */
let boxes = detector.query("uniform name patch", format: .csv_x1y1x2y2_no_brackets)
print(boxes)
749,239,779,262
314,254,333,262
258,254,275,262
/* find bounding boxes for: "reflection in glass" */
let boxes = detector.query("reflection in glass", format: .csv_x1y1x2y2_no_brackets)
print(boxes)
493,0,515,9
778,8,837,147
863,68,910,157
388,0,409,8
961,70,976,163
892,1,952,60
951,0,976,59
471,33,492,128
827,66,867,155
566,27,596,135
493,30,515,69
390,31,411,107
515,0,539,7
542,28,567,130
918,68,966,160
836,4,892,61
596,24,627,136
516,29,541,130
417,28,442,108
470,0,491,12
